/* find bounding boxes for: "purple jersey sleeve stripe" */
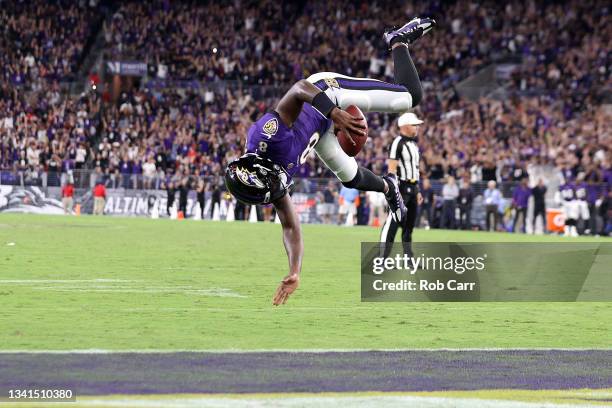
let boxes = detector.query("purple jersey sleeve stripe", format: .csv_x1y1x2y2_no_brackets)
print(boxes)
337,78,408,92
313,80,328,91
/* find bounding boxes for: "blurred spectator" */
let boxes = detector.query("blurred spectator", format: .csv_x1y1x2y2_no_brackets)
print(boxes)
338,186,358,226
512,178,531,233
417,178,435,229
211,180,222,219
440,176,459,229
196,179,205,220
484,181,502,232
458,175,473,230
531,179,547,234
317,181,337,225
356,191,370,226
61,181,74,214
142,158,157,189
367,190,386,227
586,171,602,235
601,190,612,236
93,181,106,215
178,178,189,217
165,181,176,216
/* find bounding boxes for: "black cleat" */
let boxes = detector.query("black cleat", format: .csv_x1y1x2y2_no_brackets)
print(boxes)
383,173,406,223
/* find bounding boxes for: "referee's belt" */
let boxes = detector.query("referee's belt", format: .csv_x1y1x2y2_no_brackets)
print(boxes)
400,179,418,185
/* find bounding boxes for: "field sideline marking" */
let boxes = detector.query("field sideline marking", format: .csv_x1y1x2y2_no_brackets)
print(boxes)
55,394,606,408
0,279,137,283
34,287,247,297
0,347,610,354
0,279,247,297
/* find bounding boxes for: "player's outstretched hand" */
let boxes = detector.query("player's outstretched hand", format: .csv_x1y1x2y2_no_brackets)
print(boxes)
330,108,366,145
272,273,300,306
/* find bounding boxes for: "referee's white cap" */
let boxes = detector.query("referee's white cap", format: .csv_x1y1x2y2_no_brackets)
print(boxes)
397,112,423,126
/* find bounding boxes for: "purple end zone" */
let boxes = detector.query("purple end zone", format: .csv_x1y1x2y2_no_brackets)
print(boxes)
0,350,610,395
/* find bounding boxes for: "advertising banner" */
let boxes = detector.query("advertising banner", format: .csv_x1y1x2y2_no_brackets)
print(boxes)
106,61,148,76
0,186,322,221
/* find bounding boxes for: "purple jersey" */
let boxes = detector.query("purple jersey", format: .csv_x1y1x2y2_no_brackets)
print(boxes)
574,182,588,201
586,184,601,204
559,183,575,201
245,104,332,177
512,185,531,208
603,168,612,190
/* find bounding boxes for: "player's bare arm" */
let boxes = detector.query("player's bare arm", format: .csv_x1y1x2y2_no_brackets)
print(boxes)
272,193,303,306
275,79,365,142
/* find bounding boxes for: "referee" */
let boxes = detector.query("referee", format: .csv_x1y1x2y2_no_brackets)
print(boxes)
380,112,423,255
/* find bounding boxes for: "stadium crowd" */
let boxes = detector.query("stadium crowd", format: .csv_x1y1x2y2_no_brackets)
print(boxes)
0,0,610,233
0,0,102,185
102,0,610,95
0,0,100,87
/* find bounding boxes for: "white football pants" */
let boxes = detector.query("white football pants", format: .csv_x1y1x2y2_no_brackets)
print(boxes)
306,72,414,182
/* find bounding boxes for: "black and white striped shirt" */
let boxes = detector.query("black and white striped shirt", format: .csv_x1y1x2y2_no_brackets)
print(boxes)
389,135,420,182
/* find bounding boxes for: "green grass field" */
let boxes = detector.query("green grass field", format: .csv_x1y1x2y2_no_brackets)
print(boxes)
1,214,611,407
0,213,610,350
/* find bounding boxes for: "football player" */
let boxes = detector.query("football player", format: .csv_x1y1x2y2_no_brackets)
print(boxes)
225,18,436,305
573,173,590,234
556,179,578,237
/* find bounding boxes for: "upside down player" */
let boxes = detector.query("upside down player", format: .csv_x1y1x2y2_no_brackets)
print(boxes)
225,18,436,305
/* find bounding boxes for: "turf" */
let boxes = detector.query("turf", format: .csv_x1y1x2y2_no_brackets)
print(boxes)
93,388,612,407
2,351,610,394
0,214,610,350
9,390,612,408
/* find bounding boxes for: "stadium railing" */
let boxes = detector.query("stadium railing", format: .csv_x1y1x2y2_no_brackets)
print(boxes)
3,168,608,198
0,168,520,196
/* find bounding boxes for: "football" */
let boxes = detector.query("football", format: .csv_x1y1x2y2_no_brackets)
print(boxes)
336,105,368,157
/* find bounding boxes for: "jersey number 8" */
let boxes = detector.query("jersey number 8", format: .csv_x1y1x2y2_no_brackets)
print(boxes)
299,132,320,164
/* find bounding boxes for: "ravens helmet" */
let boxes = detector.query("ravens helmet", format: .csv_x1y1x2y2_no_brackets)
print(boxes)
225,153,290,205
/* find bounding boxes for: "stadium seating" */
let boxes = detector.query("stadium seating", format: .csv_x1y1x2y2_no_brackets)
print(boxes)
0,0,610,231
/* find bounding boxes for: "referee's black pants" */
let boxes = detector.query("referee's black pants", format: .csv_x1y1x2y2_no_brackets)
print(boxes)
380,181,418,257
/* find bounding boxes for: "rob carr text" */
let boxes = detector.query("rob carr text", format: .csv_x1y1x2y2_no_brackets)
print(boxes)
373,279,476,291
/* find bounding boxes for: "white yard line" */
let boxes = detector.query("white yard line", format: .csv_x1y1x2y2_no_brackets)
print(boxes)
0,348,609,354
0,279,246,297
33,287,246,297
56,395,606,408
0,279,137,283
